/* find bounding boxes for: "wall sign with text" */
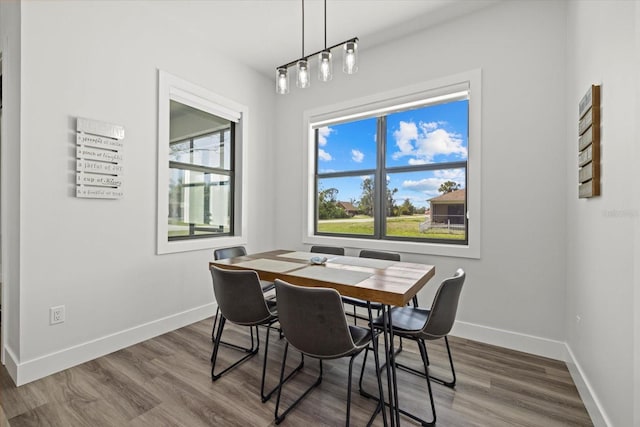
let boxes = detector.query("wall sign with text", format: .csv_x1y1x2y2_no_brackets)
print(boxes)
76,117,125,199
578,85,600,198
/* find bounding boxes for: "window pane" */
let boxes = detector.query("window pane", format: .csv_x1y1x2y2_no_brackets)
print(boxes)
193,131,232,170
317,175,374,236
386,100,468,168
385,168,466,241
169,129,232,170
169,169,231,238
169,141,191,163
316,117,377,173
168,99,234,241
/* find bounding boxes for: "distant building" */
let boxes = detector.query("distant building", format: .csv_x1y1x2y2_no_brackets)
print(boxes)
337,201,358,217
428,189,466,224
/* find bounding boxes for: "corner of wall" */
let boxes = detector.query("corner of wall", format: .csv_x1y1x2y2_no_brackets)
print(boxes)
564,343,611,427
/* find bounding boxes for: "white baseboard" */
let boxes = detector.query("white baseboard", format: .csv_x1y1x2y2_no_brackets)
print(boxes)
451,321,611,426
9,303,216,386
3,345,19,382
564,344,611,427
450,320,566,360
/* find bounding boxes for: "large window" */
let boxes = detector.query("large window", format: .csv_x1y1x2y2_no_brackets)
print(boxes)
315,97,468,244
305,71,480,257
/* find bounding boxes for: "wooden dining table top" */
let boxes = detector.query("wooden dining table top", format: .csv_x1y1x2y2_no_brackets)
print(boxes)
209,249,436,307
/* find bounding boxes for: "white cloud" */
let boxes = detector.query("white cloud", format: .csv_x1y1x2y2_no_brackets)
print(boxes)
317,126,334,146
392,121,418,158
391,120,467,164
408,158,427,165
402,178,442,193
351,149,364,163
401,174,465,201
421,121,439,131
416,127,466,160
318,148,332,161
433,169,466,181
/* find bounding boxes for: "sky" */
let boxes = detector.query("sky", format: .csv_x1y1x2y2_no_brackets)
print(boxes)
317,100,468,208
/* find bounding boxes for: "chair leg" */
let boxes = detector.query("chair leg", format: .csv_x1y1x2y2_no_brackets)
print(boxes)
275,344,322,425
261,322,305,403
425,336,456,387
384,339,436,426
414,339,437,426
211,317,260,381
210,310,257,362
211,307,219,341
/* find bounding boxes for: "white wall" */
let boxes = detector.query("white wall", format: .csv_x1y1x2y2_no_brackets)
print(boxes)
635,5,640,425
3,1,276,384
0,0,22,378
275,0,568,355
565,2,638,426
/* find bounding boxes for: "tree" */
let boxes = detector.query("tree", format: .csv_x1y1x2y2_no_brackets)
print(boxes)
317,187,348,219
358,177,399,217
386,186,398,217
359,178,374,216
438,181,461,194
399,198,416,216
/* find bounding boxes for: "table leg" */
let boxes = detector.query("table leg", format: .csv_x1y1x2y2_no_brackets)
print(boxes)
380,305,398,426
366,302,388,427
386,304,401,426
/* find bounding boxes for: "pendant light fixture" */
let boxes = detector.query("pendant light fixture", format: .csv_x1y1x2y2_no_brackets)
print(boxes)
276,0,358,94
318,0,332,82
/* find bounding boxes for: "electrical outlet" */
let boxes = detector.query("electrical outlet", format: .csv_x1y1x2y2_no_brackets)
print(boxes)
50,305,65,325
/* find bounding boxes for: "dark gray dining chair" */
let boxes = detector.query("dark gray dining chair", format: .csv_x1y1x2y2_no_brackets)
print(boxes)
210,266,302,402
367,268,466,426
273,279,384,426
212,246,275,342
310,245,345,256
341,250,402,325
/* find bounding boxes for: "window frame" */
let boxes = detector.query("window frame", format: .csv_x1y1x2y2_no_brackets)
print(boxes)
168,125,235,241
303,70,481,259
157,70,248,254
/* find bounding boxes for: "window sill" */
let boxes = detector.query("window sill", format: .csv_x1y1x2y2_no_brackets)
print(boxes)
302,234,479,259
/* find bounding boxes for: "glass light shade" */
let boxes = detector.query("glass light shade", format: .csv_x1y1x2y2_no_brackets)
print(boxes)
318,51,333,82
296,59,310,88
276,67,289,94
342,41,358,74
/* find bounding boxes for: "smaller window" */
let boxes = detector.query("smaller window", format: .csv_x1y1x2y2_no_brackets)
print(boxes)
168,101,234,241
157,70,247,255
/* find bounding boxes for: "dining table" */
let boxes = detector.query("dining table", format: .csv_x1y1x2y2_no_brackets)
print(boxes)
209,249,436,426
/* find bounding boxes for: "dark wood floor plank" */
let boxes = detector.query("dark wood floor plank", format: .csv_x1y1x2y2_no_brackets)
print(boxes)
1,318,593,427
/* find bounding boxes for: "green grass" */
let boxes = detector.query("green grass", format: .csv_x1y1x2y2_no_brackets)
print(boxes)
318,215,466,240
317,219,374,235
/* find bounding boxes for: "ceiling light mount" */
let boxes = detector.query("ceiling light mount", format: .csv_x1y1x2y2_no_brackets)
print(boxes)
275,0,359,94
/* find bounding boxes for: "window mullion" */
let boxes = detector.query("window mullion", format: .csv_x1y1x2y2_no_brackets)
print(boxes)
375,116,386,239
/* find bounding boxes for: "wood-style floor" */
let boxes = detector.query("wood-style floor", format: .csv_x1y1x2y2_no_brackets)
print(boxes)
1,318,593,426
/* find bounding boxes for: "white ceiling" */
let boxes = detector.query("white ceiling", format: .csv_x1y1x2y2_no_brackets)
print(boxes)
160,0,501,78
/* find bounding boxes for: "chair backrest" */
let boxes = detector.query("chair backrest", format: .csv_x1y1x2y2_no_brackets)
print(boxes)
422,269,466,339
275,279,357,359
359,249,400,262
210,266,274,325
214,246,247,260
310,245,345,256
